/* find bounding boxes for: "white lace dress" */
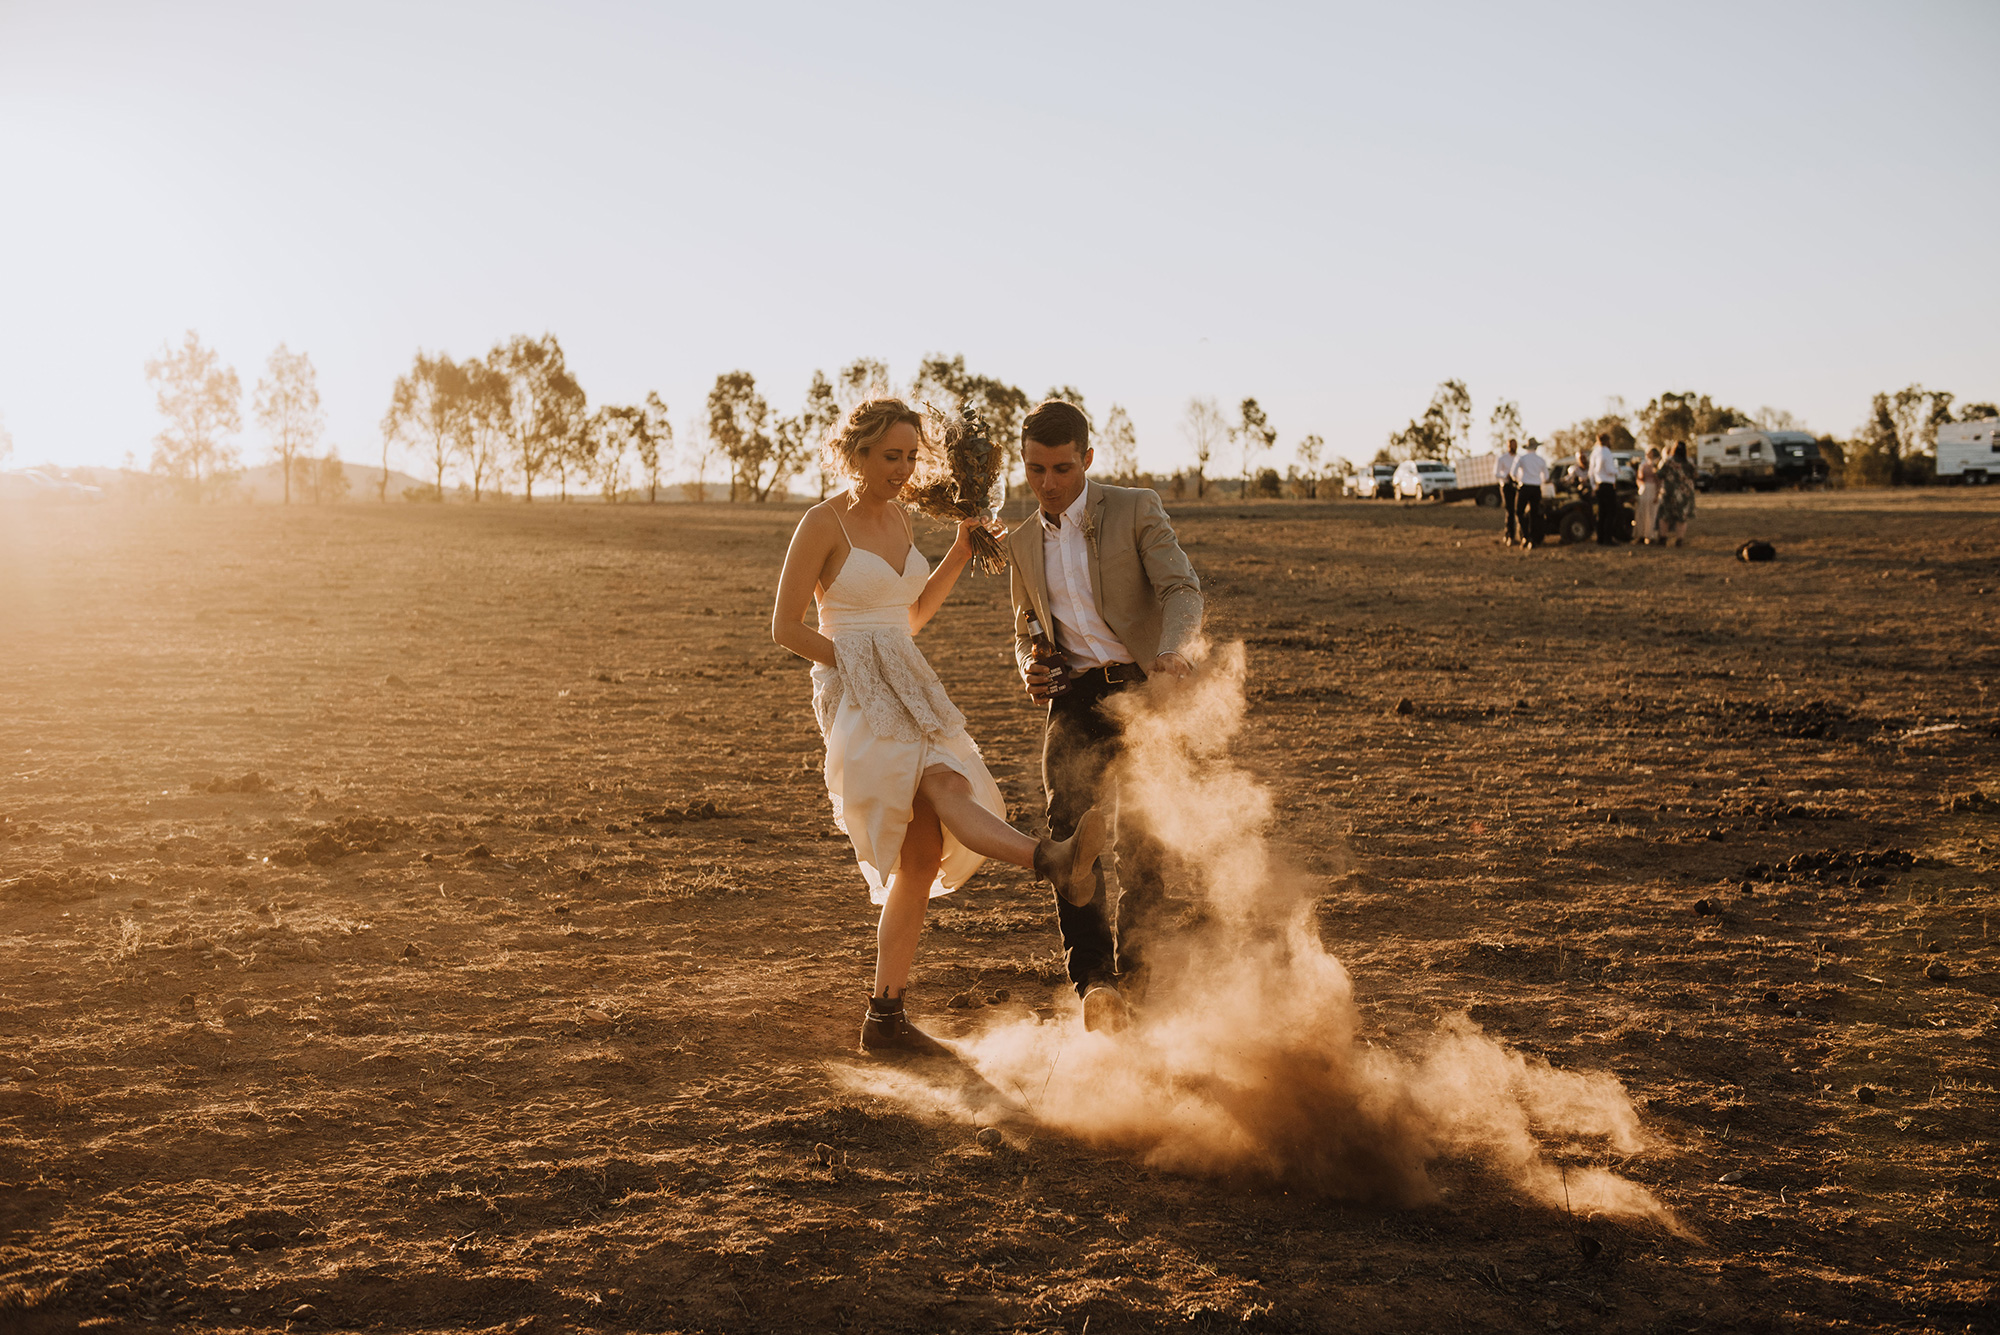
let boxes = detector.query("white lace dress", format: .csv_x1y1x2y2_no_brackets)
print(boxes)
811,530,1007,904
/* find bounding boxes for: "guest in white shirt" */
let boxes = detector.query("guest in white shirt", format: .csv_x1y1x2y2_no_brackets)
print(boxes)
1497,438,1523,546
1588,433,1623,545
1512,441,1550,547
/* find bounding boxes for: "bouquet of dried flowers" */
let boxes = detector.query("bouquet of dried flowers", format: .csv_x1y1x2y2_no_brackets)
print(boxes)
904,404,1009,573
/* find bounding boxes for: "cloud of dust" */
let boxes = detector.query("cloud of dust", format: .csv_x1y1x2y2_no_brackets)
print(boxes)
845,642,1674,1225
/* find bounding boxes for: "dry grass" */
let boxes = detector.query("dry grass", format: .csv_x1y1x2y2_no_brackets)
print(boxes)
0,494,1995,1332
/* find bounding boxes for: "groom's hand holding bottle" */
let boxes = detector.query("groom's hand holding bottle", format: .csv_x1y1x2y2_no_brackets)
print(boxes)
1023,613,1069,701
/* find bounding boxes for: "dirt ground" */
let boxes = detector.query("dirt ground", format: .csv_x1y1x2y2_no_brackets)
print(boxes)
2,491,1996,1334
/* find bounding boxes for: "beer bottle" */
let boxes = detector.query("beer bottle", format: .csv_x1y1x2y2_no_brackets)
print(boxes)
1025,613,1070,696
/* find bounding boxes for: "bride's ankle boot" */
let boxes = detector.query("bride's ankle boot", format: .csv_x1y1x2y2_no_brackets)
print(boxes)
1034,806,1108,907
860,992,951,1057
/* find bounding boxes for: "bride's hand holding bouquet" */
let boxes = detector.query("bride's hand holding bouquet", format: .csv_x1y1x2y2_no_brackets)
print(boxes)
903,405,1009,574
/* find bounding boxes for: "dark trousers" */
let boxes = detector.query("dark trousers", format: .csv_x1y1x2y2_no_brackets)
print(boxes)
1518,487,1543,546
1501,479,1520,543
1043,671,1169,995
1594,482,1620,544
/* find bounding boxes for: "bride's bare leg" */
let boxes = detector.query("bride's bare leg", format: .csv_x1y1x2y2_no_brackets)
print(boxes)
873,794,943,998
917,766,1038,868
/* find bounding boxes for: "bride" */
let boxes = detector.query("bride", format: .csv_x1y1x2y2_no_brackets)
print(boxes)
772,398,1105,1055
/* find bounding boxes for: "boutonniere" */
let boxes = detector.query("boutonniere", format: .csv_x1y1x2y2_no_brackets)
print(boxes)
1081,514,1099,556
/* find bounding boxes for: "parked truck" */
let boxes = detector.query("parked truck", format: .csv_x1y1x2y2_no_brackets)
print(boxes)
1936,419,1999,484
1443,452,1507,507
1694,429,1829,491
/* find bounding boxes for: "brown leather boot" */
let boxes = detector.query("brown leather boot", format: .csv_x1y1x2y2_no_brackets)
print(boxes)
1082,981,1131,1034
1033,806,1108,907
860,993,951,1057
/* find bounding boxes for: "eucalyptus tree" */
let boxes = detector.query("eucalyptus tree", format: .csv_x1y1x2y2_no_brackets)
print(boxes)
912,353,1030,488
494,334,583,502
633,391,673,502
145,330,241,501
836,357,891,415
456,357,513,500
1293,433,1325,498
255,344,326,504
785,370,842,500
382,351,467,500
1236,398,1275,496
1101,404,1138,480
1180,397,1226,497
1636,391,1748,451
1888,385,1954,485
707,370,772,503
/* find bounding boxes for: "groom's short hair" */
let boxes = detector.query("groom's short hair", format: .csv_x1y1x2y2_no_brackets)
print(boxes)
1023,400,1090,454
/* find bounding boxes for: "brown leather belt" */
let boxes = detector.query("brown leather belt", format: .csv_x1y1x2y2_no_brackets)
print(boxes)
1074,662,1147,686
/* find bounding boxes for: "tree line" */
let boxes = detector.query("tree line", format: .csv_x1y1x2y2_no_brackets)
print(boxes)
137,332,1175,504
144,330,346,504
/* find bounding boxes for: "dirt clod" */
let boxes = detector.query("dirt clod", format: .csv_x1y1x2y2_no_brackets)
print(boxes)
1393,697,1415,716
976,1127,1004,1149
1924,961,1951,981
1857,1086,1878,1104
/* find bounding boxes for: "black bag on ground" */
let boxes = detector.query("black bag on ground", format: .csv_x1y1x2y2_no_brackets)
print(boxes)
1737,540,1777,563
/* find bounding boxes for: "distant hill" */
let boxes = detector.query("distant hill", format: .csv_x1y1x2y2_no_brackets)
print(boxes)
25,461,828,505
230,461,437,504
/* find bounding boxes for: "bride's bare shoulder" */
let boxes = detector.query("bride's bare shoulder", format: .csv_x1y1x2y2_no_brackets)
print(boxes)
793,499,845,541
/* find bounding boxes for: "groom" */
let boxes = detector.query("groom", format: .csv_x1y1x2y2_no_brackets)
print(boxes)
1006,400,1204,1032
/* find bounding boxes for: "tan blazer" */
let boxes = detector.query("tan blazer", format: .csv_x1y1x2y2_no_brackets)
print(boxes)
1006,481,1203,677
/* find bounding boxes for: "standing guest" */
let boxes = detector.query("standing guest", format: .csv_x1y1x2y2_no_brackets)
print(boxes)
1657,441,1698,546
1498,438,1522,546
1588,432,1622,545
1634,447,1663,545
1006,399,1204,1033
1512,439,1550,548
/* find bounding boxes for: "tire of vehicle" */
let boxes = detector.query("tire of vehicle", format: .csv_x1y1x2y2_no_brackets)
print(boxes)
1558,506,1593,546
1476,489,1501,508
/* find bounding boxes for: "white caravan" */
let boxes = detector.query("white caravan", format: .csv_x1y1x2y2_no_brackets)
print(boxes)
1694,429,1829,490
1936,419,1999,483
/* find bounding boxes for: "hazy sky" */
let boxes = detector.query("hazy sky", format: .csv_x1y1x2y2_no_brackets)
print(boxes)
2,1,1996,479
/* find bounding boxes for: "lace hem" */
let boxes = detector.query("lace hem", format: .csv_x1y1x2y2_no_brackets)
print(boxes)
811,629,966,744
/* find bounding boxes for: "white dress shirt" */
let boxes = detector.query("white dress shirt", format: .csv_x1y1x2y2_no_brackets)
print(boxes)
1040,489,1133,670
1497,449,1519,483
1513,450,1549,490
1589,443,1619,486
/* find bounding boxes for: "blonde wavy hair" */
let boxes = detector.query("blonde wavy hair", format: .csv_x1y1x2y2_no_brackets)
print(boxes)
819,397,929,485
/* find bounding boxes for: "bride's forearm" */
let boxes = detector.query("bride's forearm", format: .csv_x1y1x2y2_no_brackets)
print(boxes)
909,542,972,633
773,620,838,667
